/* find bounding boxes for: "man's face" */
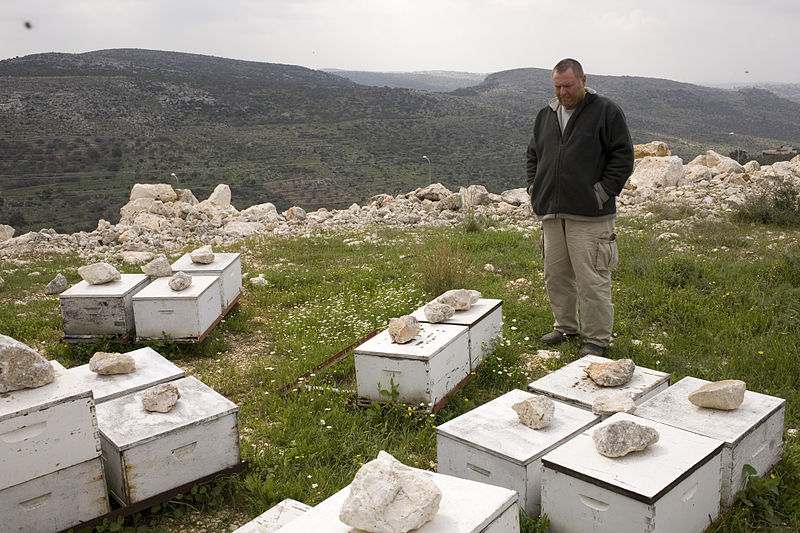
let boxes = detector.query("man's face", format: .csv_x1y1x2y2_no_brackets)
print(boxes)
552,68,586,110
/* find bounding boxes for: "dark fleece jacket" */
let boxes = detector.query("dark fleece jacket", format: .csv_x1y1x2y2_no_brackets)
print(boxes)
526,88,634,220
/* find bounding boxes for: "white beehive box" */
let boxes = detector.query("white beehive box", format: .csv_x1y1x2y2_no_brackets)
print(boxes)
95,376,241,505
132,275,222,341
541,412,724,533
273,468,520,533
171,252,242,314
633,376,785,507
528,355,670,412
59,273,150,339
411,298,503,370
354,323,470,407
0,360,100,491
436,388,599,517
0,456,109,533
232,498,312,533
68,347,186,403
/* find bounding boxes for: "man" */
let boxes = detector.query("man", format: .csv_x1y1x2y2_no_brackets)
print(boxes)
526,58,634,357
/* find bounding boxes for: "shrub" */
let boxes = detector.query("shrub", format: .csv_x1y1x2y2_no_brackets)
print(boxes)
416,238,472,297
733,179,800,227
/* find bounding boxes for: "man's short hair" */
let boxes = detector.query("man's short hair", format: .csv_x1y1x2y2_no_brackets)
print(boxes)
553,58,584,78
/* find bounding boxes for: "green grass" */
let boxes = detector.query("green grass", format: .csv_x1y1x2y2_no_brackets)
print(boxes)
2,216,799,532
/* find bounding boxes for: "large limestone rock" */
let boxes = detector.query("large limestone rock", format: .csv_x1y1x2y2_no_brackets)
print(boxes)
141,254,172,277
423,301,455,323
500,188,529,206
89,352,136,375
78,262,122,285
436,289,472,311
142,383,181,413
129,183,178,202
284,206,307,221
593,419,659,458
688,380,746,410
169,271,192,291
416,183,452,201
0,334,55,392
629,156,684,189
388,315,419,344
44,273,68,294
634,141,671,158
339,450,441,533
0,224,14,242
190,245,215,264
585,358,635,387
207,184,232,207
512,395,555,429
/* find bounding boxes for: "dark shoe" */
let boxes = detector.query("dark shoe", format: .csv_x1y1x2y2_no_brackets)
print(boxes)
540,330,576,346
579,342,606,357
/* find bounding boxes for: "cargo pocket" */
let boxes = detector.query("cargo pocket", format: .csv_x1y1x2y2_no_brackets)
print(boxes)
595,233,618,271
539,230,545,262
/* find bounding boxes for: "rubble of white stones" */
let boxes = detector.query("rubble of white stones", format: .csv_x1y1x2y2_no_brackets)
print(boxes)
2,144,796,263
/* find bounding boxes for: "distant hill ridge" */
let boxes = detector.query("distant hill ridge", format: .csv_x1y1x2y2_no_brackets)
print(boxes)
1,49,798,234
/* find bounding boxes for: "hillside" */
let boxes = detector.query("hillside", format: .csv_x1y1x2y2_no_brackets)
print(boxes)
323,69,487,92
1,49,799,234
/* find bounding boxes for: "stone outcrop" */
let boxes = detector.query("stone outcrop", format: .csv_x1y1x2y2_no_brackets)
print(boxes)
78,262,121,285
512,395,555,429
388,315,419,344
585,359,636,387
688,380,746,410
2,144,799,261
593,419,659,458
339,450,441,533
142,383,181,412
634,141,671,158
44,273,68,294
89,352,136,375
0,224,14,242
0,334,55,393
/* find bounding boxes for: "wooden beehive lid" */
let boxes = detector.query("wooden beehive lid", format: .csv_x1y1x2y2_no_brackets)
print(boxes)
0,361,92,421
354,323,468,361
59,274,150,298
132,274,220,300
411,298,502,325
171,252,240,273
436,389,599,465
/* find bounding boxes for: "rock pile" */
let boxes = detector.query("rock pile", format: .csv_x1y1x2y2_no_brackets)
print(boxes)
1,145,798,260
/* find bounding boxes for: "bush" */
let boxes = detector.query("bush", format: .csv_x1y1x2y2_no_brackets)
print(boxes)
416,238,473,297
733,179,800,227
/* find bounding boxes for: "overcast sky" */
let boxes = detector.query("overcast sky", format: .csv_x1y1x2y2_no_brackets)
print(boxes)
1,0,798,85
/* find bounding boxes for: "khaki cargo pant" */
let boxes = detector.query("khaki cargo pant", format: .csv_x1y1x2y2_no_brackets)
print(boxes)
540,218,618,347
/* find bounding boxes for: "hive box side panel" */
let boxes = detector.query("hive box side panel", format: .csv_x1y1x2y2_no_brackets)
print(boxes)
133,285,221,340
468,305,503,370
109,413,241,504
0,456,109,533
727,405,785,506
0,396,100,490
481,503,520,533
354,353,431,404
427,333,471,405
438,433,539,517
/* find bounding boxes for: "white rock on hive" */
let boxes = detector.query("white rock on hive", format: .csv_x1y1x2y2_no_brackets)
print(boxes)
0,333,55,393
339,450,441,533
593,419,659,458
688,380,746,410
423,301,455,324
142,382,181,413
585,358,635,387
388,315,419,344
78,262,122,285
436,289,472,311
190,245,215,264
89,352,136,375
141,254,173,277
169,271,193,291
592,392,636,416
512,395,555,429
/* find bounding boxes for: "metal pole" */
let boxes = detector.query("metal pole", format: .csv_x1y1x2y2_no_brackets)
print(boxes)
422,155,431,185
